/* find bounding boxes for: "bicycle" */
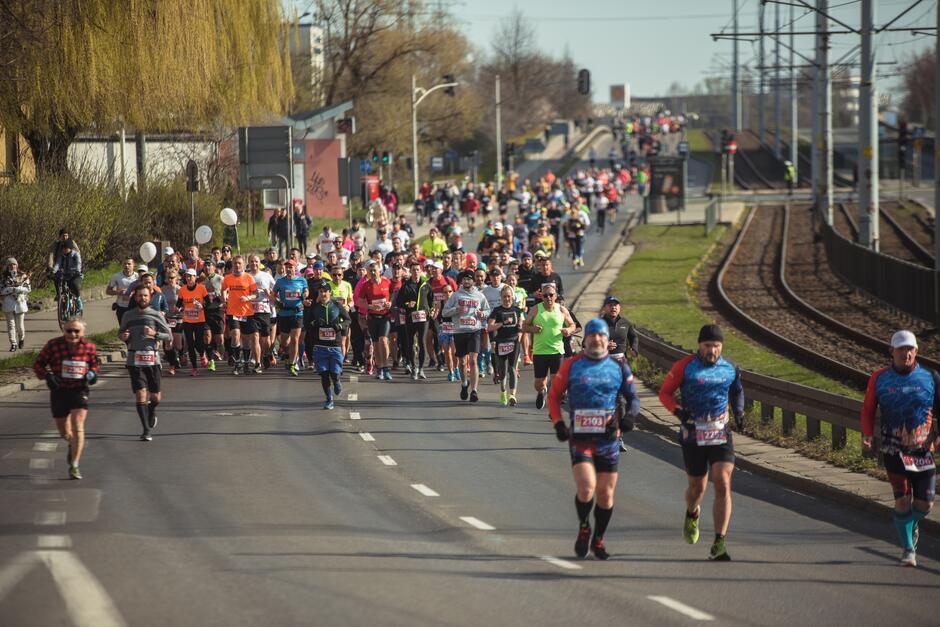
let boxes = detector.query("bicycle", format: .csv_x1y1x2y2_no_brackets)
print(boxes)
52,272,83,328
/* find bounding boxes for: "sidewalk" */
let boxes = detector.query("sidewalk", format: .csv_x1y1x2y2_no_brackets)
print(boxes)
570,214,940,536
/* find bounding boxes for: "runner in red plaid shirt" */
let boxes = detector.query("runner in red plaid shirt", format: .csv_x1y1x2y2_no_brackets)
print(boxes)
33,318,100,480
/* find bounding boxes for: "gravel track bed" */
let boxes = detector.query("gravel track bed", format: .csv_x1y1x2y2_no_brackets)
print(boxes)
723,205,890,376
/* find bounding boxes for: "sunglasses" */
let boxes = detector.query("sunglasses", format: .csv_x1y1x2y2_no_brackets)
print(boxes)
543,293,557,298
64,328,82,334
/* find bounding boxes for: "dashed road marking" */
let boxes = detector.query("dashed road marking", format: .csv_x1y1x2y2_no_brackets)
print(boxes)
539,555,582,570
378,455,397,466
459,516,495,530
34,511,67,526
349,412,361,420
647,596,714,621
349,375,359,384
348,393,358,402
37,535,72,549
411,484,440,497
359,432,375,442
33,442,58,452
29,459,53,470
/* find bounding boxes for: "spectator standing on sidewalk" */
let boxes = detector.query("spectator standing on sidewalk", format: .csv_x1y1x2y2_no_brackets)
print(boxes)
1,258,31,351
294,203,312,255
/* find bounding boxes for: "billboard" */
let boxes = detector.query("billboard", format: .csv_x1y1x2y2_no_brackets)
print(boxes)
649,157,685,212
610,84,631,109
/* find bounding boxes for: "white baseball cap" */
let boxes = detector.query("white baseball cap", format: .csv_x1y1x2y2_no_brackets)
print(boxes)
184,268,197,276
890,330,918,349
164,246,174,256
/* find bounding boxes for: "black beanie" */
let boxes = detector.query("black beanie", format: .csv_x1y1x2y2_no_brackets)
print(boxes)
698,324,724,343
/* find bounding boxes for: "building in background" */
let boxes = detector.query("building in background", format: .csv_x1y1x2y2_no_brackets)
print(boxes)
290,22,326,108
0,127,34,183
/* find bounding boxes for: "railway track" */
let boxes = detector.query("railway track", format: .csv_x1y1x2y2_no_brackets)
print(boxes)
834,201,934,267
715,204,940,390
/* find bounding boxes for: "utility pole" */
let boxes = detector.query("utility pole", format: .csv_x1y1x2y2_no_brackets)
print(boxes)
732,0,741,131
858,0,879,250
412,74,419,204
495,74,503,191
773,3,781,159
811,18,820,205
934,2,940,267
758,1,766,144
817,0,833,225
789,2,798,183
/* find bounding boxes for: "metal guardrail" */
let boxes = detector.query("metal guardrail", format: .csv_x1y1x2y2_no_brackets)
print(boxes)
636,329,881,453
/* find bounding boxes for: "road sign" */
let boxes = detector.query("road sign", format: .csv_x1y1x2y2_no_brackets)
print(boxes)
678,140,689,158
431,156,444,172
445,149,457,161
238,126,292,190
913,126,926,139
360,159,372,174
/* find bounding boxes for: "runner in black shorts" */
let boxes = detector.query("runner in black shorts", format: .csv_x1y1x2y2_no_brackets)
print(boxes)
659,324,744,561
33,318,101,480
119,286,172,442
487,285,524,407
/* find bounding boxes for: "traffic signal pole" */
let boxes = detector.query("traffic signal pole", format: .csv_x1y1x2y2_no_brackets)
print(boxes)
495,74,503,191
816,0,833,226
858,0,879,251
935,2,940,267
411,74,459,204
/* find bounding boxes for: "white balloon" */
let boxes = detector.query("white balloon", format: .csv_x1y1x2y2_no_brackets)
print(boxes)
139,241,157,263
195,225,213,245
220,207,238,226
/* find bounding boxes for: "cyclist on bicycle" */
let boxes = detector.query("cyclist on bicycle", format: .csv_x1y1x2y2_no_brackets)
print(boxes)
50,238,83,313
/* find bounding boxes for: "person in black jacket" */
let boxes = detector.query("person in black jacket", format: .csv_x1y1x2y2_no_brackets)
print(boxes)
393,262,433,380
293,204,312,255
601,295,639,452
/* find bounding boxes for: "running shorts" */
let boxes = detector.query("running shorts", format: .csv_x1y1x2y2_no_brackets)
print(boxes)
569,437,620,472
50,387,89,417
205,311,224,335
243,312,271,335
127,365,162,393
533,353,562,379
313,345,344,375
453,331,481,357
681,438,736,477
277,315,303,332
367,315,391,340
884,452,937,502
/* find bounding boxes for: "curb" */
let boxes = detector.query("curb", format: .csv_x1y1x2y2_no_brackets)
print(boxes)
0,348,124,399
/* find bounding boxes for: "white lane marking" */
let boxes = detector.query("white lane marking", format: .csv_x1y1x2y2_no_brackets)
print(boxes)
38,535,72,549
647,596,715,621
359,432,375,442
40,551,128,626
41,430,60,438
34,442,58,452
377,455,397,466
411,484,440,497
349,412,361,420
459,516,495,531
29,458,53,470
348,393,358,402
349,375,359,383
35,511,66,526
539,555,582,570
30,476,52,486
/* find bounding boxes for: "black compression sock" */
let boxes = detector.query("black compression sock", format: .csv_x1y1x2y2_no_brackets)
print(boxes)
575,496,594,527
320,373,331,395
329,372,339,385
148,400,159,419
593,505,613,539
136,403,148,429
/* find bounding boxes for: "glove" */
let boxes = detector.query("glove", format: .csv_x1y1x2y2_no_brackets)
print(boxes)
734,413,744,431
85,371,98,386
553,421,570,442
45,373,60,391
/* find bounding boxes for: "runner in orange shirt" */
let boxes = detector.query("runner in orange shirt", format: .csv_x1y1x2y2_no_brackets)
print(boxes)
177,269,209,376
222,256,256,375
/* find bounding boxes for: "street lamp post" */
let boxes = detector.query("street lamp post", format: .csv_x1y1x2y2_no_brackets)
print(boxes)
411,74,459,204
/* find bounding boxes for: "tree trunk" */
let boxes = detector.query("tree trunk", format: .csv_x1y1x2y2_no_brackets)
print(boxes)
24,126,78,177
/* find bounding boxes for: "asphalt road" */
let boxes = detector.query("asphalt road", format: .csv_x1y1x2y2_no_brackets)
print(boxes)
1,194,939,626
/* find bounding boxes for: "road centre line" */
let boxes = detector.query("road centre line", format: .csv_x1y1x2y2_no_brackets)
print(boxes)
378,455,397,466
37,535,72,549
459,516,495,531
410,484,439,497
349,375,359,383
359,432,375,442
349,412,361,420
34,511,67,526
539,555,582,570
33,442,58,452
29,459,53,470
647,596,714,621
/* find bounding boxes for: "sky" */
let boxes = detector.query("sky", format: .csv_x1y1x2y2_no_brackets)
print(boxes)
454,0,936,101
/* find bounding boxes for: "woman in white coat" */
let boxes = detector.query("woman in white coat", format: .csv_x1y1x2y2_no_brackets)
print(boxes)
1,257,31,351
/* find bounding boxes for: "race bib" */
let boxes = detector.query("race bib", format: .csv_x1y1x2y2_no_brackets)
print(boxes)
134,350,156,367
695,420,728,446
184,307,200,321
459,317,476,327
232,315,247,322
901,452,936,472
318,328,337,341
434,292,445,302
398,314,406,325
497,341,516,356
167,318,178,329
61,359,87,380
285,289,301,300
253,301,267,313
441,322,455,333
572,409,613,434
371,298,387,308
411,311,428,323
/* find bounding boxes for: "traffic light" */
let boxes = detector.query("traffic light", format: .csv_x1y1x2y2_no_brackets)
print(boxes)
577,69,590,95
898,121,909,169
443,74,456,97
381,151,390,164
371,151,379,163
